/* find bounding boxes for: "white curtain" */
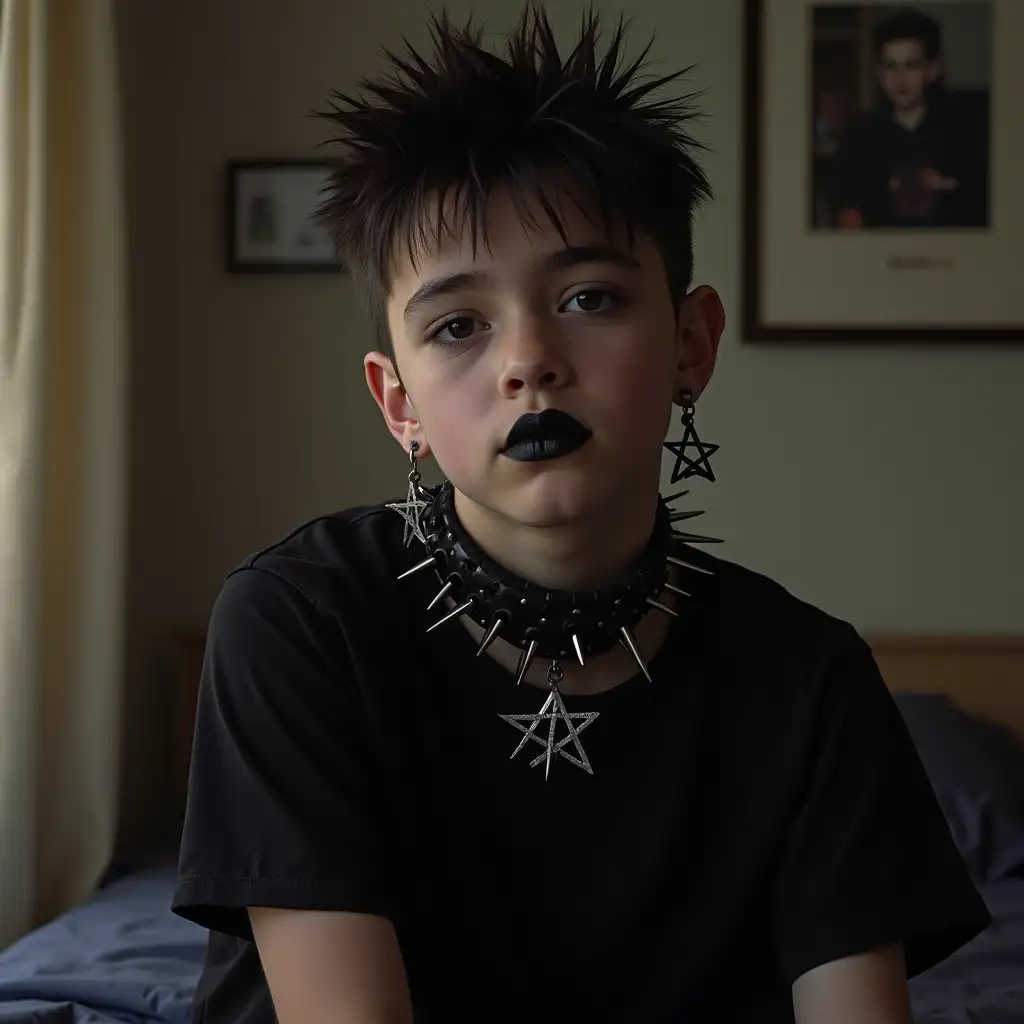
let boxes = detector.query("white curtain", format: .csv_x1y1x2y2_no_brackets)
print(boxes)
0,0,127,947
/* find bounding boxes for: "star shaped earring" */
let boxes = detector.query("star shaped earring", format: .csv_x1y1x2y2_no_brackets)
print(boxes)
664,389,718,484
386,440,431,547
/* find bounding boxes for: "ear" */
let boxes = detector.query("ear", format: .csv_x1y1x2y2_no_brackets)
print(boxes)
673,285,726,402
364,351,431,457
925,56,943,84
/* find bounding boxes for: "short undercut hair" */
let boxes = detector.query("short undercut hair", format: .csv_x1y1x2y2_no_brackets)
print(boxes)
312,6,712,351
873,7,943,61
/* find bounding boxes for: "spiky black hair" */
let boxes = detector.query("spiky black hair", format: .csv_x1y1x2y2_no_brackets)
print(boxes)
873,7,943,61
312,6,712,350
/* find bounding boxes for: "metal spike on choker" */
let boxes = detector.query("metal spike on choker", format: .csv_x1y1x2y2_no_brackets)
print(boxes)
393,481,718,778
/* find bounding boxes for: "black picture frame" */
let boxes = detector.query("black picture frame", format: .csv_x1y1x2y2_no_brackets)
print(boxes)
225,159,340,273
742,0,1023,345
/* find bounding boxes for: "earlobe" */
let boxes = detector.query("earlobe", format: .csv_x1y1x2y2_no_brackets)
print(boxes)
363,351,430,456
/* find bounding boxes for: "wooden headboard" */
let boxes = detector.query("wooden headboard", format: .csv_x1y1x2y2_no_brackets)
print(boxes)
868,635,1024,742
167,631,1024,798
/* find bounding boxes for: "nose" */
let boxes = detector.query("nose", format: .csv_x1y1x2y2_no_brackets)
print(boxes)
496,316,574,398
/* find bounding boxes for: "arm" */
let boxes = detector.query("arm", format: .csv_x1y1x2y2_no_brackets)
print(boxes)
249,907,414,1024
173,567,411,1017
774,629,990,1006
792,944,915,1024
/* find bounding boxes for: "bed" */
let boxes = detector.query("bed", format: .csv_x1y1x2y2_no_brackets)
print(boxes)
873,637,1024,1023
0,632,211,1024
0,631,1020,1023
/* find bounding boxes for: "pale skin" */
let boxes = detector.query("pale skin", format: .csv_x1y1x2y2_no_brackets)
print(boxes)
879,38,941,123
249,186,916,1023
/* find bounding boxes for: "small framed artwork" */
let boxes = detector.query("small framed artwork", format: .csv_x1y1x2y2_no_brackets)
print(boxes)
225,160,339,273
743,0,1024,342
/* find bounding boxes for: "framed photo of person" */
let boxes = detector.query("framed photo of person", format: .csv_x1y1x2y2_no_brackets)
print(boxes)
225,160,339,273
743,0,1024,342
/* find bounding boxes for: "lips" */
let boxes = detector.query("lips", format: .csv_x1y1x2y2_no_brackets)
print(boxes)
500,409,593,463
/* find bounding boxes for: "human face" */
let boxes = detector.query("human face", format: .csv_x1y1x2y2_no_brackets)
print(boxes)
878,39,940,111
372,187,720,539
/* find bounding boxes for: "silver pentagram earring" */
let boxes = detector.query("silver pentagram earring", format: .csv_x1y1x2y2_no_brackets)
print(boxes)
385,440,431,547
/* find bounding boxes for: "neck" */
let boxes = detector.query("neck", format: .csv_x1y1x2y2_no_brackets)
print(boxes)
447,482,676,698
894,103,926,129
452,486,658,591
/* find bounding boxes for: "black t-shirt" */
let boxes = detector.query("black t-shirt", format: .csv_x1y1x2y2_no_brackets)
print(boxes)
173,503,990,1023
830,92,988,228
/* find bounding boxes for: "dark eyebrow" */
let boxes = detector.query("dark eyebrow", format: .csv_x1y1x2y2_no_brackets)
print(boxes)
402,243,641,325
403,271,486,325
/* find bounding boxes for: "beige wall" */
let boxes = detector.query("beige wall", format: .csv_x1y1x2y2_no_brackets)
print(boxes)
115,0,1024,849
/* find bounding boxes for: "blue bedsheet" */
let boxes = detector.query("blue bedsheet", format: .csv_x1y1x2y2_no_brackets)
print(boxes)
910,881,1024,1023
0,865,205,1024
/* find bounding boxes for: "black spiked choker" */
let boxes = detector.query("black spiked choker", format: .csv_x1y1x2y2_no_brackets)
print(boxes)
392,481,719,777
394,481,717,688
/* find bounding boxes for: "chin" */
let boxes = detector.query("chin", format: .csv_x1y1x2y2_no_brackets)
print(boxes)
500,464,620,529
509,491,592,529
449,447,658,531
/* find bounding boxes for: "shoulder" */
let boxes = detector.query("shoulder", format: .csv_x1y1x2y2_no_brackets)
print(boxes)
693,551,879,725
240,501,406,580
839,107,890,146
701,551,862,662
223,502,407,613
205,501,413,671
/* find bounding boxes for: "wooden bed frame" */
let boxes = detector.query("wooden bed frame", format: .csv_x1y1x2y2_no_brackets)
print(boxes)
868,635,1024,742
168,631,1024,800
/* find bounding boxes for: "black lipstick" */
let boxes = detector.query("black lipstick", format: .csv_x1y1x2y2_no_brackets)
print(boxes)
501,409,592,463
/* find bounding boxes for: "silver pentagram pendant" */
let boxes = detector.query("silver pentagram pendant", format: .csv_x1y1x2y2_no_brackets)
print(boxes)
499,661,599,779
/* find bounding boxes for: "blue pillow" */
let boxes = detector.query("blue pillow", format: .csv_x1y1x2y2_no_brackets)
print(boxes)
895,692,1024,883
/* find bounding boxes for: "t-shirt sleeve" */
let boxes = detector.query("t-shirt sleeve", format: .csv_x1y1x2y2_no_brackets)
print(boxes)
773,628,992,984
172,564,390,940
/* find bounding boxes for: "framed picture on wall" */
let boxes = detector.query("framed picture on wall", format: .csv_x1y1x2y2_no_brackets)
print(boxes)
225,160,339,273
743,0,1024,342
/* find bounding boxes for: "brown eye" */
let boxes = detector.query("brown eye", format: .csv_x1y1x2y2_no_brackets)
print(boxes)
445,317,477,338
562,289,619,314
427,314,486,346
